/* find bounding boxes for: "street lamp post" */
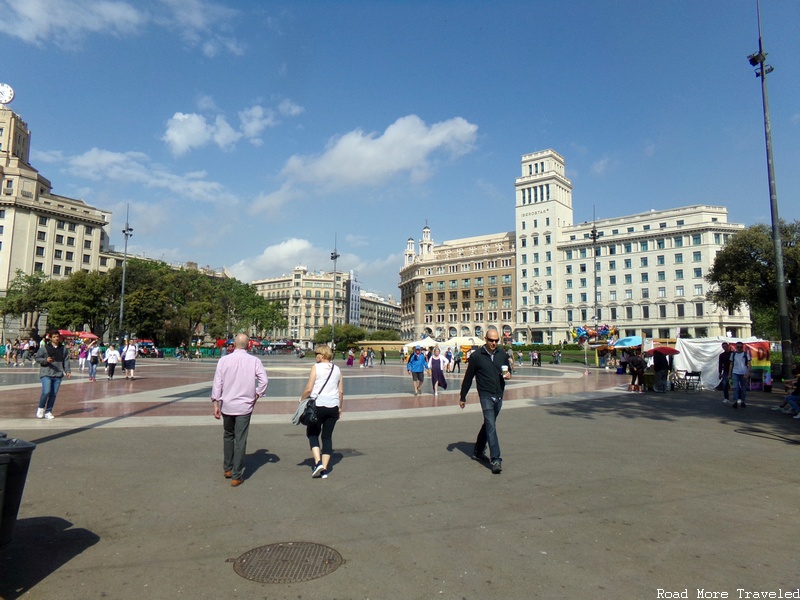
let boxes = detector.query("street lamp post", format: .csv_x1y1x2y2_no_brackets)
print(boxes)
117,206,133,346
748,0,793,380
331,239,340,356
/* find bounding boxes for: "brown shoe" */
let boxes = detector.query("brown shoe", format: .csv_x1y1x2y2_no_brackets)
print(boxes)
231,479,244,487
224,470,232,479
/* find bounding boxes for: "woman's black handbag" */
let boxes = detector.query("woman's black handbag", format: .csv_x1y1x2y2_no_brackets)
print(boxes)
300,399,318,426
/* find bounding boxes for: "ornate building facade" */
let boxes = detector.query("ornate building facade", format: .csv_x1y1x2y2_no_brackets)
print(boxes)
399,149,751,345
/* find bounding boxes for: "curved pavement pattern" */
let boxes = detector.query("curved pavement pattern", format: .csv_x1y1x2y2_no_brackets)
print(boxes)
1,355,626,429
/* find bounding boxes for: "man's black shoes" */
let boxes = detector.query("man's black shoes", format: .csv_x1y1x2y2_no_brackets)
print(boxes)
491,461,502,475
472,451,489,463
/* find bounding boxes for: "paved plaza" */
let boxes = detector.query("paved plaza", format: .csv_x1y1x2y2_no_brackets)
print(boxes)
1,355,799,599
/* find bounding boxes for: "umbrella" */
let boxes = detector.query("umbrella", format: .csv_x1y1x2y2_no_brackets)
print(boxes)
58,329,78,337
77,332,98,340
611,336,642,348
646,346,680,356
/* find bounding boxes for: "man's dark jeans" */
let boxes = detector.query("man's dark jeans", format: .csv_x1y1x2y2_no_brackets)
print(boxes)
475,395,503,463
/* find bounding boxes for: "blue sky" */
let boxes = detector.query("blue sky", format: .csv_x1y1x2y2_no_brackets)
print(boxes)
1,0,798,298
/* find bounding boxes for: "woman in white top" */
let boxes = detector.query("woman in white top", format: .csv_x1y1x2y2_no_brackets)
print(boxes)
104,344,121,380
298,344,343,479
427,346,449,396
122,339,138,380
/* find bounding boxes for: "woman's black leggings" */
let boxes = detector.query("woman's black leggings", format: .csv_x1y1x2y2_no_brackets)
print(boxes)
307,405,340,455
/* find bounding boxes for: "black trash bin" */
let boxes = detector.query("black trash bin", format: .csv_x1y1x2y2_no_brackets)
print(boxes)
0,433,37,547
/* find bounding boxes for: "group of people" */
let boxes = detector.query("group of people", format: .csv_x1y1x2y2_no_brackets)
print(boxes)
211,334,344,486
344,347,387,368
5,338,39,367
210,330,515,486
31,333,140,420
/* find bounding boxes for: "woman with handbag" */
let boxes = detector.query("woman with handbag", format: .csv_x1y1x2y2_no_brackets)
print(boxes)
299,344,343,479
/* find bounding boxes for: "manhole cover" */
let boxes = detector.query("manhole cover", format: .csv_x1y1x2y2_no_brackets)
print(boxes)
227,542,344,583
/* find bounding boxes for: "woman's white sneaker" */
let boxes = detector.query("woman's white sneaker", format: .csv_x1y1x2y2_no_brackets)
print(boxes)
36,408,44,419
44,412,55,419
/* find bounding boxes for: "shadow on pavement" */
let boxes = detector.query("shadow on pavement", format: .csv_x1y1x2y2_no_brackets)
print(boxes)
0,516,99,599
545,391,800,445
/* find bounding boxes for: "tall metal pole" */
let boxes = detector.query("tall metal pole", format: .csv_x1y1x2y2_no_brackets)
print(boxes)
591,207,599,328
117,205,133,346
748,0,793,379
330,235,340,356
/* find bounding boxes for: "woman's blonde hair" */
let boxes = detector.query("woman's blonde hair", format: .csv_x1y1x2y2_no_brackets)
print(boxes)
314,344,333,361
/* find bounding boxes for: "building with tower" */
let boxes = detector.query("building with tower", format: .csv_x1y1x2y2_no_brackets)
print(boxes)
400,149,751,345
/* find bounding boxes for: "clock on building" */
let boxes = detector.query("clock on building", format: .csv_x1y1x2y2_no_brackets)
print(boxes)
0,83,15,105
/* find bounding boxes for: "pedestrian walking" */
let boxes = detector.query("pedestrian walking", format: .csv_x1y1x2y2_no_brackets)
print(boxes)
122,339,138,380
211,334,268,487
729,341,751,409
407,344,427,396
458,329,512,475
299,344,343,479
717,342,731,403
104,344,121,380
34,331,72,419
427,347,449,396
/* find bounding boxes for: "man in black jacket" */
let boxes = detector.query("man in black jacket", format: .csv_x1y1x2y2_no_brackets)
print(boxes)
718,342,731,403
459,330,512,474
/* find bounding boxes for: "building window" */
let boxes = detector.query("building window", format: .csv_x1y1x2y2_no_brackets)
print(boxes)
675,253,683,264
694,284,703,296
675,269,684,280
676,285,685,297
53,265,61,275
641,257,648,267
609,275,616,285
35,246,45,257
37,231,46,241
65,267,72,275
83,254,91,264
641,288,649,299
693,251,702,262
641,273,649,283
693,268,702,278
55,249,62,259
38,217,48,226
692,234,701,245
658,287,666,298
624,274,632,284
642,306,650,319
34,262,44,272
695,302,704,317
609,291,617,301
84,240,92,249
67,237,75,246
674,237,683,248
66,251,74,261
626,306,633,319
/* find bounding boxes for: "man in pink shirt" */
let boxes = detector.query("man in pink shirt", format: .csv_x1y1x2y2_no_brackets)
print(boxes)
211,333,269,487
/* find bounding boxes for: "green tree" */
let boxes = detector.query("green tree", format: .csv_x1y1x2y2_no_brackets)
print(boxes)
706,221,800,350
164,268,221,345
43,270,115,336
0,270,51,335
314,324,366,349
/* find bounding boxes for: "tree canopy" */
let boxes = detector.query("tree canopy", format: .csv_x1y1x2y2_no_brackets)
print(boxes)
4,259,286,345
706,221,799,350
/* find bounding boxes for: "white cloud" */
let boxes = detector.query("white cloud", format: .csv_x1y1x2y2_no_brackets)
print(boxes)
591,156,614,176
345,234,369,247
0,0,146,48
280,114,478,189
278,99,304,117
163,100,302,155
227,238,320,283
63,147,238,204
0,0,242,55
162,112,212,156
238,105,277,139
211,115,242,150
249,183,303,215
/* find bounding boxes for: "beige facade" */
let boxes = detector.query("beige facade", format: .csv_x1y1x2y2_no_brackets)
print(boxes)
399,226,517,342
514,149,751,343
359,291,401,333
399,149,751,346
0,107,112,291
252,266,349,348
